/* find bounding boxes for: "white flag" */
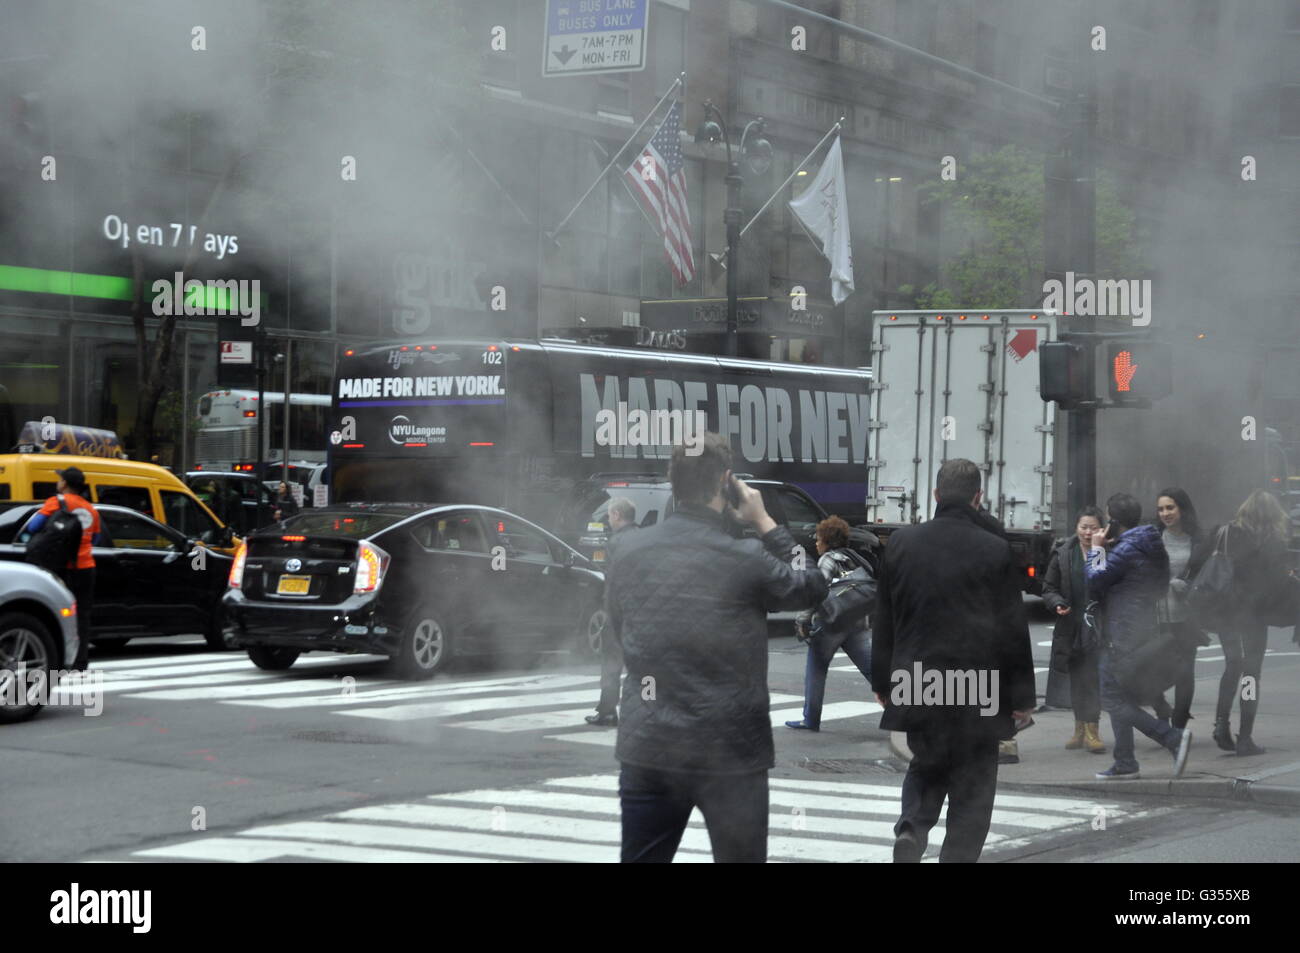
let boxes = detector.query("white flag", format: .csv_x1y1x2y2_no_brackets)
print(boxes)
788,136,854,305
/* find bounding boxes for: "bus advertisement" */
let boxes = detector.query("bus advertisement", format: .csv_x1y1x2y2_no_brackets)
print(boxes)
327,340,873,528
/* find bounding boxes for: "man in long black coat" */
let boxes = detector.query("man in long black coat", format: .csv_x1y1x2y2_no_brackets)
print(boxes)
871,459,1036,862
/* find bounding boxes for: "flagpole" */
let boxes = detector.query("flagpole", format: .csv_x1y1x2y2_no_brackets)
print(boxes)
738,117,847,241
547,72,686,244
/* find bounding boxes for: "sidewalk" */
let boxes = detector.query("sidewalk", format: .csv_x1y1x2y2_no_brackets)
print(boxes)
986,664,1300,809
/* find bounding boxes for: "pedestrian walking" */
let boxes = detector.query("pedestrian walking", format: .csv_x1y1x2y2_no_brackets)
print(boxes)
606,433,828,863
1087,493,1192,780
785,515,874,732
585,496,636,728
1210,490,1292,756
1043,506,1107,753
1151,488,1214,730
871,459,1036,863
24,466,102,670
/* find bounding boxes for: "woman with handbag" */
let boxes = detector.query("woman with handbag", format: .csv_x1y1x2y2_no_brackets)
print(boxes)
786,516,875,732
1043,506,1106,753
1151,488,1215,730
1211,490,1292,756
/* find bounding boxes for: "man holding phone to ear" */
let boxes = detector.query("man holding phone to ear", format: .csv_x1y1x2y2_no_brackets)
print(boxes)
606,431,828,863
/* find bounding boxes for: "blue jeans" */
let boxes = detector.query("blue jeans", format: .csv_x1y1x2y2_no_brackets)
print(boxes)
1099,648,1180,772
800,620,873,729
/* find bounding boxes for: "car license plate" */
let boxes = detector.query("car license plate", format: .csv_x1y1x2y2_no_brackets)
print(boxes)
277,574,311,595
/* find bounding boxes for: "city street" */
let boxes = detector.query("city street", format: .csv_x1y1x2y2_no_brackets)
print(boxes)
5,605,1295,863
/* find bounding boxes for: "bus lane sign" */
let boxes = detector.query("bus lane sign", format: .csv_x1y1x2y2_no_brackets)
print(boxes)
543,0,649,77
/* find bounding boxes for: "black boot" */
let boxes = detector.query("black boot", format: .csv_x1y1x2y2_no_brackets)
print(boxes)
1212,719,1235,752
1236,736,1266,756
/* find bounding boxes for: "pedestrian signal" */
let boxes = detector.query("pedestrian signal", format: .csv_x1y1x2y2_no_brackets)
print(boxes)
1106,341,1171,401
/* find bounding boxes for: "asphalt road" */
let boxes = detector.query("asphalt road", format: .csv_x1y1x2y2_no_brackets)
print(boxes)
6,598,1294,863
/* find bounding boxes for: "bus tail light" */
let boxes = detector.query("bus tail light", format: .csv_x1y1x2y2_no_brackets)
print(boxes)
354,541,390,594
229,542,248,589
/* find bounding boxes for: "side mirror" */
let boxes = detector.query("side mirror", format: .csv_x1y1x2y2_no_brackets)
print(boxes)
563,550,576,569
220,526,235,547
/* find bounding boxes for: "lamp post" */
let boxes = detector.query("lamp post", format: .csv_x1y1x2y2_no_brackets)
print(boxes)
695,101,771,357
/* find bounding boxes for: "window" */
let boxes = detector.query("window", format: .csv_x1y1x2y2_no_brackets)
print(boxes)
101,511,178,552
779,488,823,533
94,484,152,515
413,512,489,554
33,482,58,500
160,490,222,543
491,515,555,563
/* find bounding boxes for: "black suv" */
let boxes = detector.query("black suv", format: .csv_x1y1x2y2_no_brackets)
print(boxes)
557,473,832,567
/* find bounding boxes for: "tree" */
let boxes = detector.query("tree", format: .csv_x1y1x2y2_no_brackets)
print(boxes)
901,144,1147,309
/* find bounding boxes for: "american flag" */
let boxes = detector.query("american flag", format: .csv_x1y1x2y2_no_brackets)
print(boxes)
623,101,695,286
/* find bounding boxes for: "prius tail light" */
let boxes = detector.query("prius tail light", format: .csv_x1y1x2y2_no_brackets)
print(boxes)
354,540,390,594
229,542,248,589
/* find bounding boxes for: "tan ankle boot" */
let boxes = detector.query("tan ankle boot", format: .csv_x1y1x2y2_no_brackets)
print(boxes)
1065,721,1085,749
1084,722,1107,753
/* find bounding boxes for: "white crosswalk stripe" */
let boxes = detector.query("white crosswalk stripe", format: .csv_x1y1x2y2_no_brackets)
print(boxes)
123,773,1155,863
90,653,882,741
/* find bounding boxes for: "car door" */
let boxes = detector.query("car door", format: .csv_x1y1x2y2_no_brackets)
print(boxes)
485,512,572,648
98,509,205,635
397,510,498,647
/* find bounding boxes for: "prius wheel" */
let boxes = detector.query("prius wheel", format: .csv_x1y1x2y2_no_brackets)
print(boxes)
0,612,55,724
247,645,300,671
394,610,451,680
579,605,608,657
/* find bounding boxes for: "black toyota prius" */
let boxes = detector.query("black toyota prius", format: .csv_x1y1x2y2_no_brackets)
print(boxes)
223,503,607,679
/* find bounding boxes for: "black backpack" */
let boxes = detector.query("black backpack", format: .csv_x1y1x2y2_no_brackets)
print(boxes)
817,548,877,631
25,495,84,573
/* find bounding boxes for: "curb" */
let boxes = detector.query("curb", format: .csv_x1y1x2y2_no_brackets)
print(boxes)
1005,776,1300,809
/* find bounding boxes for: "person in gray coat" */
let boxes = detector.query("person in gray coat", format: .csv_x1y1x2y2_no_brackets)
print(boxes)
607,432,828,863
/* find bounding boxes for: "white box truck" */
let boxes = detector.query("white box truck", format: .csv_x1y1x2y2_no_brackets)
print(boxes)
866,309,1058,591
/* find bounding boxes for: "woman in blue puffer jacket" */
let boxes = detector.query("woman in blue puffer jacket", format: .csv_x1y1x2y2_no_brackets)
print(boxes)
1086,493,1190,781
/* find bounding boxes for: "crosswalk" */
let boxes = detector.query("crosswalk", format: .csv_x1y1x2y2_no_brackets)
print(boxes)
117,772,1155,863
61,649,883,745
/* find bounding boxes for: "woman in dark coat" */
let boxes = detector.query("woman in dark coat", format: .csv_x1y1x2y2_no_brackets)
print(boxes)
1212,490,1292,756
1151,488,1214,730
1043,506,1105,752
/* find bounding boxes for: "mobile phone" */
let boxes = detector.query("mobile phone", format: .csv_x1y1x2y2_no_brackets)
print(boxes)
1104,521,1121,542
723,475,742,509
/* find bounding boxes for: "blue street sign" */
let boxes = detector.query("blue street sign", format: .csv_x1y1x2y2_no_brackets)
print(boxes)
543,0,649,77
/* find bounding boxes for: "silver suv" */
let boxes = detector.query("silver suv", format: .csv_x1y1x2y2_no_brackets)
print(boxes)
0,563,80,723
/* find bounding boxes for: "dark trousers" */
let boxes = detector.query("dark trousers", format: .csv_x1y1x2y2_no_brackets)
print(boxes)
896,727,999,863
619,763,768,863
1152,622,1198,728
1216,621,1269,739
1099,649,1180,772
1067,646,1101,723
800,621,872,728
596,632,623,716
57,567,94,669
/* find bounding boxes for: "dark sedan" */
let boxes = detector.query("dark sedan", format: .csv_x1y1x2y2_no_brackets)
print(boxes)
0,503,234,650
223,503,606,679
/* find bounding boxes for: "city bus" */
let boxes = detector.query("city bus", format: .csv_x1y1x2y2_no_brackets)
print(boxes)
326,340,873,528
195,389,330,475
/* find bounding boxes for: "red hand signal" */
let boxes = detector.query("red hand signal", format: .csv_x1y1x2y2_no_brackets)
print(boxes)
1113,350,1139,392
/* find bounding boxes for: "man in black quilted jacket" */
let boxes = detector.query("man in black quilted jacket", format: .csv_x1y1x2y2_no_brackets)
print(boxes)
607,432,828,863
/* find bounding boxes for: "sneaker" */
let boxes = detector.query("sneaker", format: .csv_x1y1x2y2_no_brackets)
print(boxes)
1172,729,1193,778
893,829,922,863
584,712,618,727
1095,764,1141,780
785,720,819,731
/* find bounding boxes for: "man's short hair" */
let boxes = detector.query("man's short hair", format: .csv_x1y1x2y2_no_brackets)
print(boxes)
608,497,636,524
669,431,731,506
815,515,851,550
1106,492,1142,530
935,459,982,505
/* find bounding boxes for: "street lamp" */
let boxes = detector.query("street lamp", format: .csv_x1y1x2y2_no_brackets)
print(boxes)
695,101,771,357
